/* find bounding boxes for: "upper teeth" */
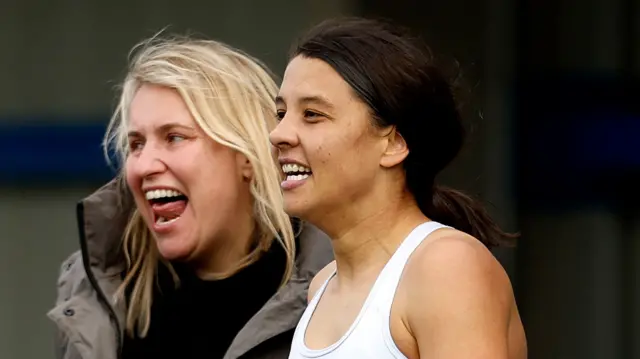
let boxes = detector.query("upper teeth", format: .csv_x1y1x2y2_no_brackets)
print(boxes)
282,164,311,174
145,189,183,200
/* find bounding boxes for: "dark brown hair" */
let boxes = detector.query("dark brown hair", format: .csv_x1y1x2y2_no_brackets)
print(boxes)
291,17,517,247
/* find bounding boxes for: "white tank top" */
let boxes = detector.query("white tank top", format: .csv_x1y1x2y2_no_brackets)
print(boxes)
288,221,449,359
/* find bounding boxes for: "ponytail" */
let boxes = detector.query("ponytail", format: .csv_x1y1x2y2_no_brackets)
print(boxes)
423,185,518,248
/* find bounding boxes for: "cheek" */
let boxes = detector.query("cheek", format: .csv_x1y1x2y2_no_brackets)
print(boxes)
312,133,354,172
124,160,148,209
194,152,243,201
124,159,140,192
316,133,379,184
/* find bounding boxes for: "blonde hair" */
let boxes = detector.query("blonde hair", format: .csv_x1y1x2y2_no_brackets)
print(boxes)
104,34,294,338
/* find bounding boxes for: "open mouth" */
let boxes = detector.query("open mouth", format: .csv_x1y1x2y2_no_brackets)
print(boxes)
145,189,188,226
282,163,312,181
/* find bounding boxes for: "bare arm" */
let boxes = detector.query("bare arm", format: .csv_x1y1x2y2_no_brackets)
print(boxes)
403,232,514,359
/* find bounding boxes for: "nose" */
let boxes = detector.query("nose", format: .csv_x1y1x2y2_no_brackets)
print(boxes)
269,115,299,150
130,144,167,179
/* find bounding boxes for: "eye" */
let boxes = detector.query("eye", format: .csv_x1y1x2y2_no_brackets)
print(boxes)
168,134,186,143
276,110,286,121
303,110,323,123
128,140,144,153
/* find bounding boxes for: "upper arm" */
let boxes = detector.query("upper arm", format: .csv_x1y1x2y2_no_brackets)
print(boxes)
403,233,513,359
307,260,336,303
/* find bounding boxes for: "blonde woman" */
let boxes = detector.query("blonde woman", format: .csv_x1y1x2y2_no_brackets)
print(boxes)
48,35,333,359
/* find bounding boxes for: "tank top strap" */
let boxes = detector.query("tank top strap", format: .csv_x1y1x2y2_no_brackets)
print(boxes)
308,269,336,308
288,221,451,359
374,221,451,310
295,267,337,338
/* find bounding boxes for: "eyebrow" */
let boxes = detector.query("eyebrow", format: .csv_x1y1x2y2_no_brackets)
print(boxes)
127,123,196,138
275,95,335,110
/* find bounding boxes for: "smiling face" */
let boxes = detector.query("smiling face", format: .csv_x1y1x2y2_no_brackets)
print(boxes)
125,84,253,265
269,56,391,225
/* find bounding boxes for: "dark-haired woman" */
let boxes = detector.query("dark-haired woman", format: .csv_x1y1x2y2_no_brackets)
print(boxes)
270,17,527,359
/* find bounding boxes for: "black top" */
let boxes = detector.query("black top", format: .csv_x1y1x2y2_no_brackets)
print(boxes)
121,243,286,359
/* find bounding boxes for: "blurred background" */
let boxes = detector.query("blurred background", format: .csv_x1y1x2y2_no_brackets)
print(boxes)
0,0,638,358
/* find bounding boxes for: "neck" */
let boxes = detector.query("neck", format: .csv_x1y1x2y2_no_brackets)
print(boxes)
318,191,428,284
193,196,257,280
194,224,256,280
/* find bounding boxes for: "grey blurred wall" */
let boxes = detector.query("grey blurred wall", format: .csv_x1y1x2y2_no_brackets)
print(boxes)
0,1,354,358
515,0,639,358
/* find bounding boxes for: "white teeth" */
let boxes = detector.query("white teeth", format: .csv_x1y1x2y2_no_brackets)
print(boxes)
281,163,312,174
286,174,310,181
145,189,184,200
155,215,180,225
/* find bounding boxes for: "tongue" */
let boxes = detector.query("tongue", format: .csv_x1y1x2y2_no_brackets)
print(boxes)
152,200,187,219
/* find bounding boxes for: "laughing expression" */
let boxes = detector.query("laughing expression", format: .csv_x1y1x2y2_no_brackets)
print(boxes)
125,84,252,264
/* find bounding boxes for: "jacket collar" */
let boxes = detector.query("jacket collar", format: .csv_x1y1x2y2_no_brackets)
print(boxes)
224,222,332,359
80,178,132,277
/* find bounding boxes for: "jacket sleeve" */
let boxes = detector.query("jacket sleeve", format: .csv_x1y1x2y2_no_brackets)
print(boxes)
50,251,83,359
53,328,68,359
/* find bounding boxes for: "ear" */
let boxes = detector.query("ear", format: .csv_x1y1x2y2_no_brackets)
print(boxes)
236,153,254,181
380,127,409,168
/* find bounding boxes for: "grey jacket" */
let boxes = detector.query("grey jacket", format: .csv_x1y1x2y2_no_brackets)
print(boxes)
48,180,333,359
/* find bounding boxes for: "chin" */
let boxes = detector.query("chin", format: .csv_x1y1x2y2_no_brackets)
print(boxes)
283,200,312,221
155,238,194,262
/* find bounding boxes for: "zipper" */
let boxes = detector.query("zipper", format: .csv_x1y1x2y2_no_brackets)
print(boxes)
76,202,123,359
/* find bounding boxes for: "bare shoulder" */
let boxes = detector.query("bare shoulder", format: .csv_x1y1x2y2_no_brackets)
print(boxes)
399,228,519,358
401,227,515,329
405,227,512,296
307,260,337,303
